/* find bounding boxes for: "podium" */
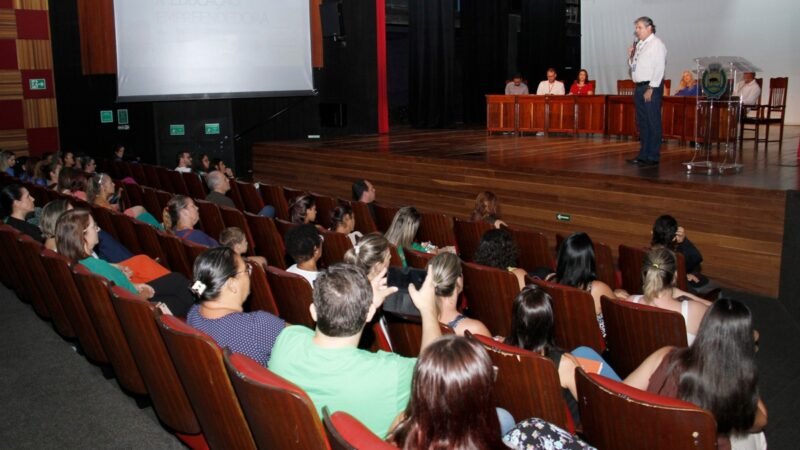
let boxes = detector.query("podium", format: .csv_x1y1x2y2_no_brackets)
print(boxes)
683,57,760,175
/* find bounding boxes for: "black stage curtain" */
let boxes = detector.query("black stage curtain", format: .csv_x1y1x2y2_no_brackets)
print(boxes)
460,0,510,124
408,0,455,128
519,0,566,90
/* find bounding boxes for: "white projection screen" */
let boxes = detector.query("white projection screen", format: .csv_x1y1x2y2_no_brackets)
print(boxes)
581,0,800,124
114,0,315,101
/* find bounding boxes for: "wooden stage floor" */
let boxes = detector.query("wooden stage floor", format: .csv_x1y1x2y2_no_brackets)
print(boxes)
253,126,799,297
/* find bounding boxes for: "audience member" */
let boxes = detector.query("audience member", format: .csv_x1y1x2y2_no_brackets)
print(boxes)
163,195,219,247
469,190,508,228
89,173,162,229
536,68,566,95
330,204,362,245
289,194,318,225
219,227,267,269
351,179,377,219
57,168,89,201
1,184,42,241
0,150,17,176
625,298,767,450
112,145,124,162
473,228,527,289
63,151,76,168
39,199,71,251
343,233,391,281
385,206,453,268
569,69,594,95
547,232,617,337
674,70,699,96
186,247,285,366
205,170,236,208
285,224,323,286
212,158,234,178
505,286,620,427
505,74,529,95
55,208,194,316
194,153,211,176
268,263,435,437
650,214,719,297
175,151,193,173
79,155,96,174
430,252,491,337
37,160,61,189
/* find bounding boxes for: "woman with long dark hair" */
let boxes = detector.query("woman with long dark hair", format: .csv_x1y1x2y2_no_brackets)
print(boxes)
548,232,618,337
651,214,718,297
625,298,767,450
469,191,508,228
1,184,41,241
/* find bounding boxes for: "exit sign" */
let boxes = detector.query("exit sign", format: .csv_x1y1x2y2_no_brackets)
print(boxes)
100,110,114,123
29,78,46,90
205,123,220,135
169,124,185,136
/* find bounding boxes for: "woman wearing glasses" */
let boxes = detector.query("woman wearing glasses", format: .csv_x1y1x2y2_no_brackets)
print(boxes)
186,247,286,367
55,208,194,316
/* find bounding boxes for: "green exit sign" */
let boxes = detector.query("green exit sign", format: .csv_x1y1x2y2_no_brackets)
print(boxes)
100,110,114,123
556,213,571,222
205,123,220,135
169,124,185,136
29,78,46,90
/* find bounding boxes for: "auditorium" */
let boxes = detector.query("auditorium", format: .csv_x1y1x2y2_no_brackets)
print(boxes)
0,0,797,448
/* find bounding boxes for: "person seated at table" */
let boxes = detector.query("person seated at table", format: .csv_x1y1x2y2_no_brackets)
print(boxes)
1,184,42,241
430,252,492,337
88,172,162,229
55,208,194,316
674,70,700,96
735,72,761,107
505,74,529,95
186,247,286,366
568,69,594,95
623,247,709,345
330,204,362,245
536,68,566,95
285,224,323,287
473,228,527,289
219,226,267,269
469,190,508,228
624,298,768,450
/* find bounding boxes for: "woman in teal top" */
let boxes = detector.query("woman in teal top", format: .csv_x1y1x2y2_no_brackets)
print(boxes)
384,206,453,267
88,172,163,230
55,208,194,316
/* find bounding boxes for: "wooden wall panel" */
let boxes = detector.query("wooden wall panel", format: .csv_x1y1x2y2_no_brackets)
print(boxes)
77,0,116,75
22,97,57,128
0,70,22,98
0,9,16,38
16,38,50,69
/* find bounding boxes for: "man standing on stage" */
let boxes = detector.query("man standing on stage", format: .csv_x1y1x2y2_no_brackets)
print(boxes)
627,16,667,167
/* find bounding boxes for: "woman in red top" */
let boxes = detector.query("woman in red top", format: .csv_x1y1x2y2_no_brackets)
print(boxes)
569,69,594,95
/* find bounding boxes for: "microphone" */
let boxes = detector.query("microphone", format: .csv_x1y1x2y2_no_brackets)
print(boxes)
630,32,638,59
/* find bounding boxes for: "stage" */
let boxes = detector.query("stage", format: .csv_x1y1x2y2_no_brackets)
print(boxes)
253,126,800,296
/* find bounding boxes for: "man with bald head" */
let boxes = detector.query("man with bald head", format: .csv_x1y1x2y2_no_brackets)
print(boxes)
205,170,235,208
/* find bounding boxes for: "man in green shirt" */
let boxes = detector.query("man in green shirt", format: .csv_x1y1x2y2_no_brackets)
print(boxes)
268,263,441,437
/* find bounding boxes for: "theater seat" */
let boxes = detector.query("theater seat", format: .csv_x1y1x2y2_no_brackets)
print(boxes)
322,407,397,450
265,266,315,328
531,278,606,353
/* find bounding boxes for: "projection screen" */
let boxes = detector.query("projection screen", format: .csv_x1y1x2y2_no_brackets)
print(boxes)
114,0,315,101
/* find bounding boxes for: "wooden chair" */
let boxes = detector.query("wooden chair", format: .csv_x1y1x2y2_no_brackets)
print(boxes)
274,218,299,241
323,407,397,450
575,368,717,450
224,351,330,450
558,233,618,290
132,219,169,264
460,261,520,337
27,242,76,338
109,287,207,449
510,227,553,272
180,239,208,271
140,185,164,218
236,180,265,215
109,210,143,255
531,278,606,353
244,213,287,270
155,166,176,194
468,332,574,433
156,231,195,278
373,203,400,233
453,218,492,262
155,189,173,213
265,266,315,328
71,265,147,395
283,186,305,203
5,233,49,318
417,212,456,248
92,205,118,241
195,199,226,242
168,170,190,196
617,79,636,96
743,77,789,150
601,296,687,378
349,201,378,234
156,311,257,450
382,311,423,358
321,229,353,268
403,246,434,270
219,205,256,256
182,172,207,200
0,225,23,293
388,244,404,268
226,177,246,211
40,250,109,365
259,183,290,221
128,162,147,186
141,164,162,190
312,192,338,230
247,263,280,316
619,244,687,295
122,182,144,211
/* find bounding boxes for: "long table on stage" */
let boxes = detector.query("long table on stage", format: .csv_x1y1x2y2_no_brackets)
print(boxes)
488,94,737,143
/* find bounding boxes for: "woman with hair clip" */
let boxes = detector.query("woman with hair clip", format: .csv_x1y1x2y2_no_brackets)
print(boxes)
504,285,620,428
55,208,194,316
650,214,719,297
1,184,42,241
186,247,286,366
428,252,492,337
289,194,318,225
624,247,709,344
625,298,767,450
330,204,362,245
469,191,508,229
88,172,163,229
547,232,619,337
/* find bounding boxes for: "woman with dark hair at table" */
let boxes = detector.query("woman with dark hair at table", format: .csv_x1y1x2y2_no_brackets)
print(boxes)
568,69,594,95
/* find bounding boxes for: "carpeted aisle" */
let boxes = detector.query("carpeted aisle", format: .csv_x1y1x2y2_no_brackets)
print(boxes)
0,285,183,449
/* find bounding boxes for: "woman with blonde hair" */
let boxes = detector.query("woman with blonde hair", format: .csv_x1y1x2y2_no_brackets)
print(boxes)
428,252,491,337
675,70,699,96
344,232,392,281
88,172,163,229
385,206,436,267
469,191,508,228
